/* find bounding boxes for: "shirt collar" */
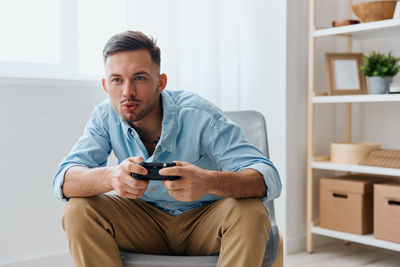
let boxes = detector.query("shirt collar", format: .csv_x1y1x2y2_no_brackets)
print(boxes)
120,114,135,139
159,90,178,153
120,90,178,153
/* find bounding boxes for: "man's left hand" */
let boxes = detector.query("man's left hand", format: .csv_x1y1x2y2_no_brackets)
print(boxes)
160,161,214,202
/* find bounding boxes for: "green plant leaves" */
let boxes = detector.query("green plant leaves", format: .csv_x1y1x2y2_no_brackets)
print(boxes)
360,51,400,78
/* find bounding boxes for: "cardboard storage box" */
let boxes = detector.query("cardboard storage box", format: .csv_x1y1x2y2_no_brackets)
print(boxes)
374,183,400,243
320,175,378,234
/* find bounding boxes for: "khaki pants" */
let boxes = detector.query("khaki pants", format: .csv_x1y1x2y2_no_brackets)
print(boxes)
62,194,270,267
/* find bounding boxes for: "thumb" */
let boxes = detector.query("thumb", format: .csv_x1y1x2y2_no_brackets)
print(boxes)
173,161,190,167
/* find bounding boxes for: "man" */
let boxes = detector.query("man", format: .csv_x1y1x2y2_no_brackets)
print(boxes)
53,31,281,267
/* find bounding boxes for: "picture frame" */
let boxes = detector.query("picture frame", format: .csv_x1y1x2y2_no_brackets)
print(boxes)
325,53,366,95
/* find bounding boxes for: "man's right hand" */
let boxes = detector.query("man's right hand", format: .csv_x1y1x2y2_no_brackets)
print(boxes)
109,156,149,199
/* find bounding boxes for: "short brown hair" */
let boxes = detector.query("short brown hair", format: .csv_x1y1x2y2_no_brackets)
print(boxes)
102,31,161,66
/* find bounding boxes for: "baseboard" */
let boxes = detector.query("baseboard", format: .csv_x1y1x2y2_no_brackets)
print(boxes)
286,235,306,254
286,234,338,254
0,251,72,267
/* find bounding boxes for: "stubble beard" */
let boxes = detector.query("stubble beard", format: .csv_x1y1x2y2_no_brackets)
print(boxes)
121,89,160,125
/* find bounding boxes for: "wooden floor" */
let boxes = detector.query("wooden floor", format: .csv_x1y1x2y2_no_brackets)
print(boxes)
286,242,400,267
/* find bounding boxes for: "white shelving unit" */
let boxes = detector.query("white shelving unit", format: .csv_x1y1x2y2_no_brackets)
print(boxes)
312,161,400,177
311,226,400,252
306,0,400,254
314,19,400,38
313,94,400,103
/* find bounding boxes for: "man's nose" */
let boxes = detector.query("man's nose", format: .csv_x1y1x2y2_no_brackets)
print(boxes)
122,81,137,99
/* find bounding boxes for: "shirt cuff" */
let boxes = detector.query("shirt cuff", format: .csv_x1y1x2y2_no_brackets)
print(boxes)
242,162,282,202
52,164,87,201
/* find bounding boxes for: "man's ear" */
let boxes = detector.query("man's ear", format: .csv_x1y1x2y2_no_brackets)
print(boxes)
102,78,109,94
158,73,167,92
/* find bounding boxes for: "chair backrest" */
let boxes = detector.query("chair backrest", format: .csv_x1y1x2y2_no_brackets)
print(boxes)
224,110,276,225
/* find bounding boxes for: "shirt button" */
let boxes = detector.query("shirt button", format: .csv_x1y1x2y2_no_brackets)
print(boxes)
169,210,173,214
165,204,169,208
151,188,155,192
130,130,134,136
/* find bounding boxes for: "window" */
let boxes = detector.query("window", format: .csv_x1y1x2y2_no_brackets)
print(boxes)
0,0,61,64
0,0,127,79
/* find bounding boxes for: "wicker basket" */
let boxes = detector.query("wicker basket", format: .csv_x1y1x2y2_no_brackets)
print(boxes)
360,149,400,169
352,1,397,22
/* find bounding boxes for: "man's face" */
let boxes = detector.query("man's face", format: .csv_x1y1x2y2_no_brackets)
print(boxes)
102,49,166,124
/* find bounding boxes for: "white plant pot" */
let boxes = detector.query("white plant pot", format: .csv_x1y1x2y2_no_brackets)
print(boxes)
368,76,393,94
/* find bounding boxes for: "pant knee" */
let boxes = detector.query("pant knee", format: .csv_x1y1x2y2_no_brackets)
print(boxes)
62,196,104,233
220,198,270,238
221,198,268,218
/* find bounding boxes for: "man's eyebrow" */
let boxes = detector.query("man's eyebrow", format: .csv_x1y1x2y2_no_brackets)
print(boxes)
133,71,150,76
108,71,150,78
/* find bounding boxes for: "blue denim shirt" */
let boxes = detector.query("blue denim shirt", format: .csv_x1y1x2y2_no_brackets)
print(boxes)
53,90,281,215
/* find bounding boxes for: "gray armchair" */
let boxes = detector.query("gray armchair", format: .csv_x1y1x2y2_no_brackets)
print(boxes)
120,110,283,267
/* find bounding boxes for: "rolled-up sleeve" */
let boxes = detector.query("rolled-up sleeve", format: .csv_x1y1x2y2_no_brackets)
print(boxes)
52,106,112,201
205,115,282,201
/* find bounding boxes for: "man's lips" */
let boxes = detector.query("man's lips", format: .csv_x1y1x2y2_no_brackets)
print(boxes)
122,102,139,111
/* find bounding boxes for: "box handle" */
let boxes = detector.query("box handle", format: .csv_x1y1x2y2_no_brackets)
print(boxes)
388,200,400,206
332,193,348,199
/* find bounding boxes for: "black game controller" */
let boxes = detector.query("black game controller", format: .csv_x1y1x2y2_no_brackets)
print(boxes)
131,162,181,181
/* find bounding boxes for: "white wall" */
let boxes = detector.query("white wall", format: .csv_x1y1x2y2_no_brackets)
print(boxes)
0,78,106,265
285,0,309,254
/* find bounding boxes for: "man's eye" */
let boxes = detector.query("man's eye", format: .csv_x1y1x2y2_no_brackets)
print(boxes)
135,76,144,81
112,78,121,83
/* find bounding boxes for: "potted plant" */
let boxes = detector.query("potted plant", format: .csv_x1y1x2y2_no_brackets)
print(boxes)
360,51,400,94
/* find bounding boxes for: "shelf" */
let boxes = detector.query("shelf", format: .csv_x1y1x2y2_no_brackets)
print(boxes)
312,94,400,103
311,161,400,177
312,226,400,252
307,0,400,254
314,19,400,39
